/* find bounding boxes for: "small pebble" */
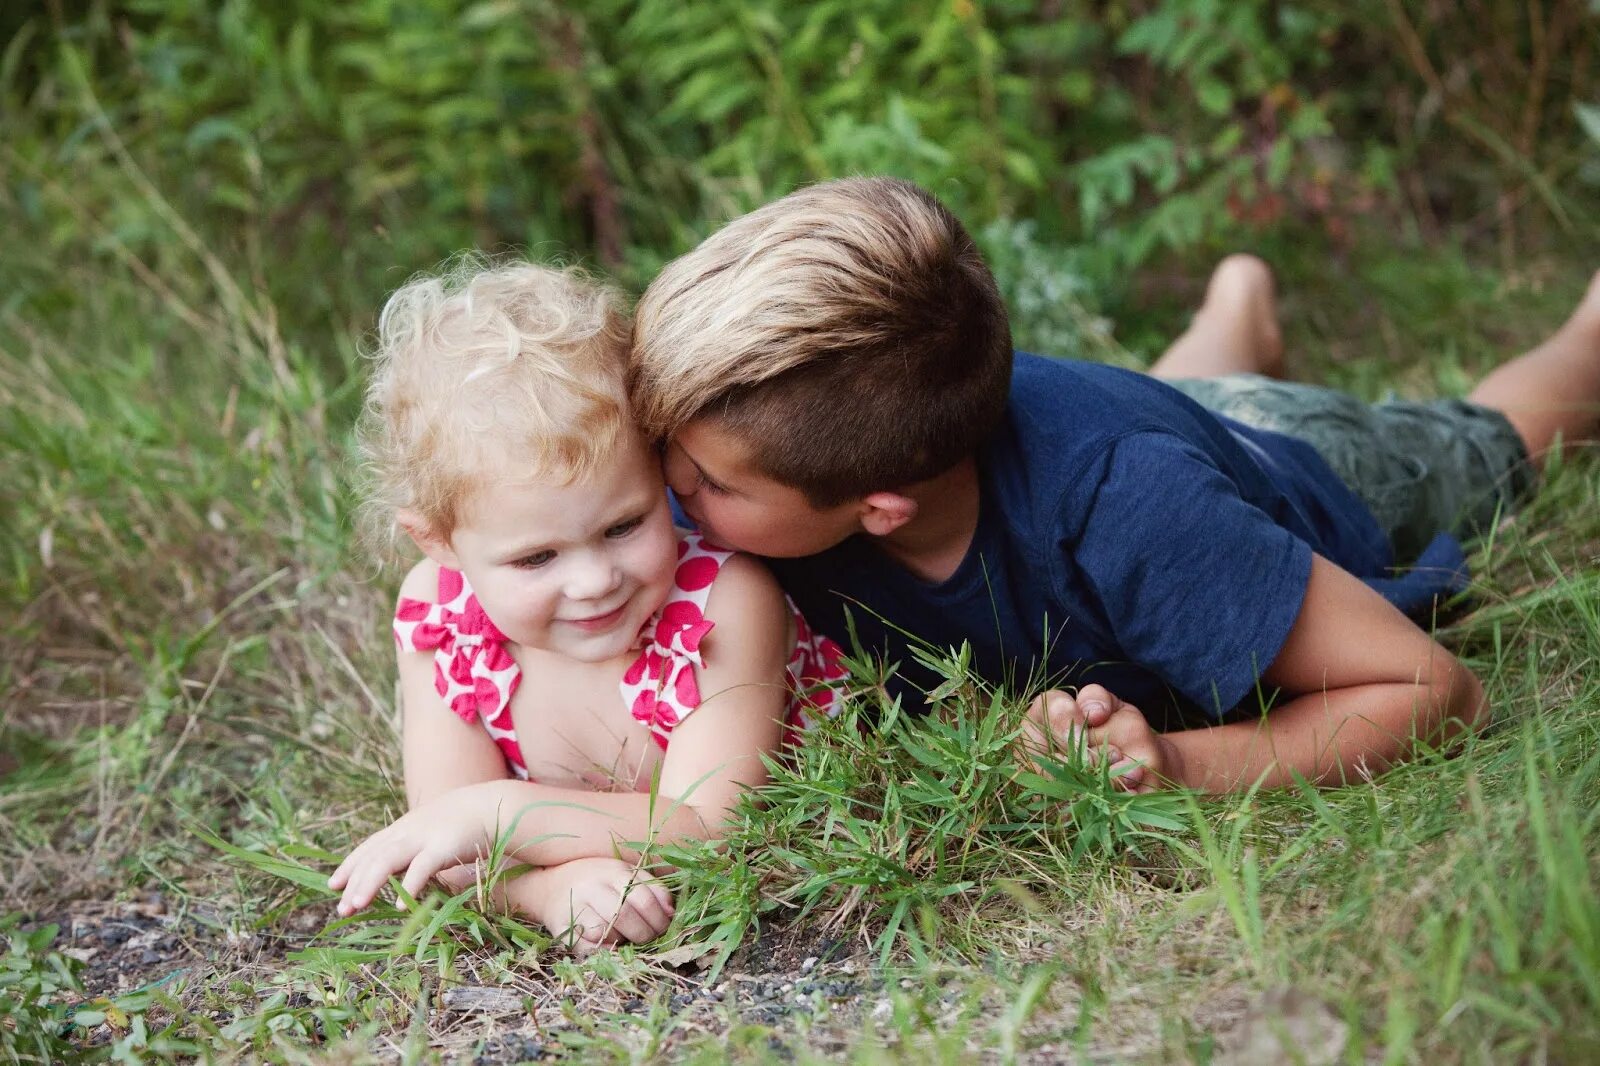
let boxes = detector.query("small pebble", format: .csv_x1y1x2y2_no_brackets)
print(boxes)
800,956,818,972
871,999,892,1021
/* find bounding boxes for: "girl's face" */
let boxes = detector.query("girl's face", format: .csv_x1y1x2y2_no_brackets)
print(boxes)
441,435,678,662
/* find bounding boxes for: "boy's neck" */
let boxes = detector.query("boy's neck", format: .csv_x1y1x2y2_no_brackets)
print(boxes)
874,459,980,583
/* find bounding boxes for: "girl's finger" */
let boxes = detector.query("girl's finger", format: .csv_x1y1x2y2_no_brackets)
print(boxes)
338,872,377,917
329,827,397,891
607,900,659,944
626,885,674,938
344,841,416,913
401,849,446,902
340,867,389,916
571,908,612,951
647,882,675,919
328,852,357,890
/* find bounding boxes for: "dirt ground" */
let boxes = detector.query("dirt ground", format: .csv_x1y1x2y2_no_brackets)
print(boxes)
29,897,903,1061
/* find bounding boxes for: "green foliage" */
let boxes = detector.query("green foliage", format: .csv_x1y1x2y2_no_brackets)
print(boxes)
0,916,83,1065
657,641,1189,971
5,1,1600,1060
10,0,1593,322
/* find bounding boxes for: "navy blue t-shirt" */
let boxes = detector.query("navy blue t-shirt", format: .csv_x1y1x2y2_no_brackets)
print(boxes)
741,356,1466,722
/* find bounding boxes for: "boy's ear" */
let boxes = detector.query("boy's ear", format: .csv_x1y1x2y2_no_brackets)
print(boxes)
398,508,461,570
858,492,918,537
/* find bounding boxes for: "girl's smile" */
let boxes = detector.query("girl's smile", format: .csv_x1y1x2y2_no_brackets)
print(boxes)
565,602,630,632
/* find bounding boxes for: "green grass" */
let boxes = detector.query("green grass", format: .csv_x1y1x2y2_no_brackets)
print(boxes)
4,108,1600,1066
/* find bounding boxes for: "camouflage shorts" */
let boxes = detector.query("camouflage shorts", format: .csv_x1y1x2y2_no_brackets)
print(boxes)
1169,374,1537,561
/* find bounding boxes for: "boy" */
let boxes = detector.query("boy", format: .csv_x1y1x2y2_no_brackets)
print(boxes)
629,177,1600,793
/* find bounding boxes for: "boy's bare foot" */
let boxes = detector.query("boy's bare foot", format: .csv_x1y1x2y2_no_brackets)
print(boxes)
1149,253,1285,380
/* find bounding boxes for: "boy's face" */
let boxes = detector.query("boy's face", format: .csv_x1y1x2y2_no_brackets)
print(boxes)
665,419,864,558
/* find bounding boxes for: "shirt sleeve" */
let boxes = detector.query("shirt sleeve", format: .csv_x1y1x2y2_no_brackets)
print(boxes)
1058,431,1313,716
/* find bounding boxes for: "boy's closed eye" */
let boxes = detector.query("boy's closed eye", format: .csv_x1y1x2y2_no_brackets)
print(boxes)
694,469,732,496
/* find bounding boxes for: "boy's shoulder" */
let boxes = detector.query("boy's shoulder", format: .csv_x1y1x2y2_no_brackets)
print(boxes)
1007,353,1188,436
984,354,1224,511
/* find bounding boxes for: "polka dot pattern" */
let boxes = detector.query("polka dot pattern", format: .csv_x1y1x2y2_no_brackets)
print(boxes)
393,531,850,779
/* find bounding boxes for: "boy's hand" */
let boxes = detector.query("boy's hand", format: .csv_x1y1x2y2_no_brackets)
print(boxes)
328,785,502,916
529,857,676,954
1021,684,1176,793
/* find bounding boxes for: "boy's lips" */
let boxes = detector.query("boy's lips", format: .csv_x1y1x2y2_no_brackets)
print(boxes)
683,507,715,538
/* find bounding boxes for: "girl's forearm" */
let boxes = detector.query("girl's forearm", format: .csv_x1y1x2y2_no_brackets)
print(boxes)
464,779,718,866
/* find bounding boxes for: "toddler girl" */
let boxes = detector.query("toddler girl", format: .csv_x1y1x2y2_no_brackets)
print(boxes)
329,258,846,951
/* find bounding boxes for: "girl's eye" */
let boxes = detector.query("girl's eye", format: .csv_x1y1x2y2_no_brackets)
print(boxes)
605,515,645,538
697,471,729,496
514,550,556,570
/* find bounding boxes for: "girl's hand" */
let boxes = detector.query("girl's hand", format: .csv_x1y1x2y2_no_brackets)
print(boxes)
529,857,675,953
328,785,503,916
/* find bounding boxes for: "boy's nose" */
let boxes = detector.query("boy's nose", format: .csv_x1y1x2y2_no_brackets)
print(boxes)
663,444,696,498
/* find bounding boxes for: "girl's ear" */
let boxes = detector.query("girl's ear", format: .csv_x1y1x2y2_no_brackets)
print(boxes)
398,509,461,570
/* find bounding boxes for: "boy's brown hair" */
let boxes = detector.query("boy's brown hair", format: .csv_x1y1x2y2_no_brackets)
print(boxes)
630,177,1012,506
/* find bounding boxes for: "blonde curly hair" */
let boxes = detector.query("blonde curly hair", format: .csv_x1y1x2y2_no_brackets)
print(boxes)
357,255,633,559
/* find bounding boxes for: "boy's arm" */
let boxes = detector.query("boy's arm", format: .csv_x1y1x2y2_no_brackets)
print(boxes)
1161,553,1486,791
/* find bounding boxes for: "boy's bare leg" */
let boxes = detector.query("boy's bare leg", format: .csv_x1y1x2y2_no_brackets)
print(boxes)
1148,254,1286,380
1467,271,1600,465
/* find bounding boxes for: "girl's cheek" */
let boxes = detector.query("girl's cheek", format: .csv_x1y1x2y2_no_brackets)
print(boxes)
643,529,680,586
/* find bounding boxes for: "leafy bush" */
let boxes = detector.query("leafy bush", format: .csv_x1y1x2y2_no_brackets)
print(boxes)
9,0,1593,325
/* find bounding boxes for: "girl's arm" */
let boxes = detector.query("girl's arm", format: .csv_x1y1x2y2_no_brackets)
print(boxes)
332,554,794,913
395,558,514,806
380,560,677,945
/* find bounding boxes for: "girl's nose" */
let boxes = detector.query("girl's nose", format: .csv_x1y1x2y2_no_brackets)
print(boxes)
566,553,623,601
